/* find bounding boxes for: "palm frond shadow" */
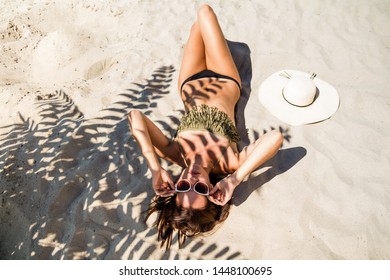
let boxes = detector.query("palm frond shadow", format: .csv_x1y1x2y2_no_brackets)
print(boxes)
0,65,242,260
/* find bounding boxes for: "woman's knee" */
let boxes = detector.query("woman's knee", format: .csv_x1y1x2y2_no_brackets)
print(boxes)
197,4,215,20
128,109,141,125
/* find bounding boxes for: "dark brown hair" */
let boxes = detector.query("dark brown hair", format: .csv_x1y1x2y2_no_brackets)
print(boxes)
144,194,231,249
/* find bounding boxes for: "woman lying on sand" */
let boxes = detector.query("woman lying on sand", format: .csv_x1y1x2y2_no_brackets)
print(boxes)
128,4,283,249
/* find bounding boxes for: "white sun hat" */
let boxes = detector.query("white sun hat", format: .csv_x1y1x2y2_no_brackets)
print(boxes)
258,70,340,125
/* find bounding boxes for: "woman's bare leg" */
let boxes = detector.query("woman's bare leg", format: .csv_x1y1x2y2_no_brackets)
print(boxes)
197,4,241,86
177,21,206,92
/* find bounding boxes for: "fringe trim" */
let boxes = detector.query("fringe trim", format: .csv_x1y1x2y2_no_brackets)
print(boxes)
177,105,240,142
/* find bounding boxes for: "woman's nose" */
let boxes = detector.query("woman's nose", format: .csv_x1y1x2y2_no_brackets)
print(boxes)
188,177,198,184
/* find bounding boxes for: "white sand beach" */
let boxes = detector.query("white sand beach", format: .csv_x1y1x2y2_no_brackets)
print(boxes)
0,0,389,259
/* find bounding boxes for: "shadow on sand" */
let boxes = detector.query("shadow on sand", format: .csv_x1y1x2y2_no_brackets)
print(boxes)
233,146,307,206
0,40,305,261
0,65,244,260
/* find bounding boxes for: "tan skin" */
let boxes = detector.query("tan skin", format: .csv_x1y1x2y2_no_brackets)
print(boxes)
128,5,283,209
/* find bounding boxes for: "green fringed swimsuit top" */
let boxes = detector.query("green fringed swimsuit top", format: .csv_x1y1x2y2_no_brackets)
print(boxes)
176,104,240,143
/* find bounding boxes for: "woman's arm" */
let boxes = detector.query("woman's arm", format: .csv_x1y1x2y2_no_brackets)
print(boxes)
128,109,179,196
209,130,283,205
128,110,183,165
128,109,168,173
234,130,283,183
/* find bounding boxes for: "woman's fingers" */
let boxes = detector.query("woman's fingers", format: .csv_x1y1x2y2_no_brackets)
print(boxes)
157,190,175,197
168,179,174,189
209,183,220,194
208,187,226,205
208,195,221,205
155,183,175,197
209,196,224,206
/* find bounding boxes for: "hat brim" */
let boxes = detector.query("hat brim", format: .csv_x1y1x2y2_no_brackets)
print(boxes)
258,70,340,125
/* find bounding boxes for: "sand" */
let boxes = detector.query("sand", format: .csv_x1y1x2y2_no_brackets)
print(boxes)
0,0,389,260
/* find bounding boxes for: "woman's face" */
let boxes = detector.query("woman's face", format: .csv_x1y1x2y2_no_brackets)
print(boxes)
175,163,211,209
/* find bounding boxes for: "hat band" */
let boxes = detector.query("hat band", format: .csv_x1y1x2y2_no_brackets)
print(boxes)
282,88,317,108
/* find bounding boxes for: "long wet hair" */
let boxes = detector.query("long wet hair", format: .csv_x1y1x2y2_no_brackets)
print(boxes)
144,194,231,249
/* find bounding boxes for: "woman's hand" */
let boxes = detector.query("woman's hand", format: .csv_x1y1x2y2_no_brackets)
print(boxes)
209,130,283,205
152,168,175,197
208,174,240,205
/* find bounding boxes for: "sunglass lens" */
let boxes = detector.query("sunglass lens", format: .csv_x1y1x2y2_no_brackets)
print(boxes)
176,180,191,191
194,182,209,194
